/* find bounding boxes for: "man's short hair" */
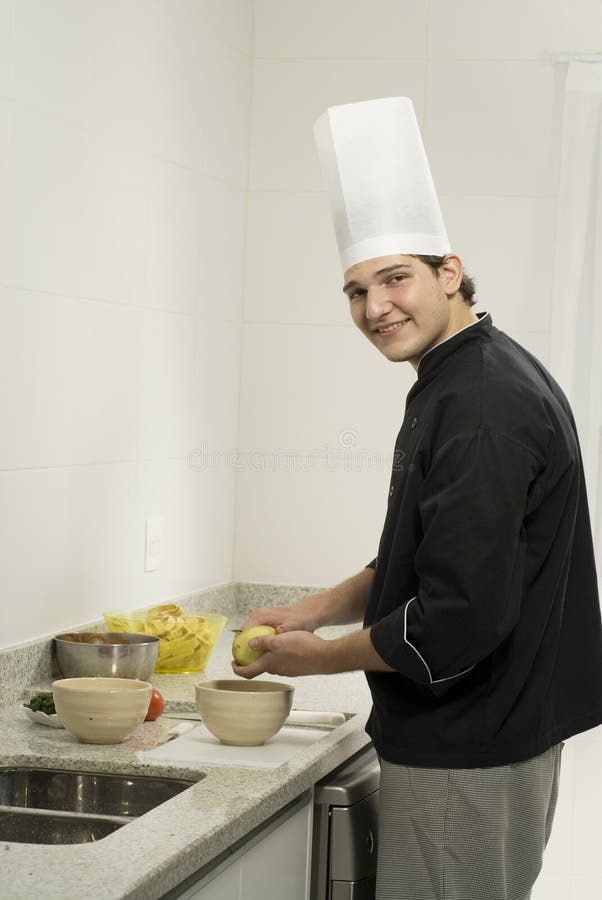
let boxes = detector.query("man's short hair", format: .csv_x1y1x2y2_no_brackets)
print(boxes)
412,255,477,306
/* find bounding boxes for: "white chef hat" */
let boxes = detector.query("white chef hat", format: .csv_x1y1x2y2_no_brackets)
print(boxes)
313,97,451,271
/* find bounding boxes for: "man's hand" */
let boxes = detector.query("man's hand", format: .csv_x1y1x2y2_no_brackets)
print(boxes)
231,627,396,679
238,569,375,637
239,605,319,635
231,630,330,678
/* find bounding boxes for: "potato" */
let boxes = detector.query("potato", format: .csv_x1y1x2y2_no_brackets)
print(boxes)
232,626,276,666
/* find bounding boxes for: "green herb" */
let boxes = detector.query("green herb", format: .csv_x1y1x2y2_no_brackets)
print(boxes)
26,692,56,715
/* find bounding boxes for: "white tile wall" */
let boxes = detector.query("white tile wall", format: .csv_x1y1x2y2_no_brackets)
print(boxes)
428,0,602,60
531,873,571,900
569,875,602,899
235,321,415,581
12,1,197,166
193,319,242,452
248,58,426,191
197,38,253,186
244,192,349,325
60,464,142,616
0,0,11,96
143,160,204,316
0,107,147,302
234,463,390,586
0,287,140,470
197,180,247,323
238,323,413,454
177,0,254,56
0,0,253,647
572,741,602,875
441,196,556,335
1,456,236,647
135,309,199,461
254,0,428,59
0,95,9,155
12,1,251,181
12,0,102,124
0,464,140,646
0,285,201,469
514,736,602,896
136,460,236,606
425,61,563,197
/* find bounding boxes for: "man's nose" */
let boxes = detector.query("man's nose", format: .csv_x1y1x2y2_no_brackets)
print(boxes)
365,286,392,319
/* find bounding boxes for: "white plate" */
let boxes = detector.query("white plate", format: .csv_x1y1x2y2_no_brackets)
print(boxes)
20,704,64,729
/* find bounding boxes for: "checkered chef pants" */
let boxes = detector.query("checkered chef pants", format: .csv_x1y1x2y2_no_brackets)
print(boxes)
376,743,562,900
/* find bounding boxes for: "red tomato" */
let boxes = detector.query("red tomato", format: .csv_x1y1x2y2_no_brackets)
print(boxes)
145,687,165,721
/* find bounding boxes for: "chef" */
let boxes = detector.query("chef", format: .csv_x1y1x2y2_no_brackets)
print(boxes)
232,97,602,900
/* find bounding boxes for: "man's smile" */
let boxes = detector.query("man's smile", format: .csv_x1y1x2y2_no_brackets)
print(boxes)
373,318,411,335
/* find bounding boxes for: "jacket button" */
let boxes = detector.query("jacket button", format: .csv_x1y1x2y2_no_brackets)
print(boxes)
389,485,395,497
411,417,419,429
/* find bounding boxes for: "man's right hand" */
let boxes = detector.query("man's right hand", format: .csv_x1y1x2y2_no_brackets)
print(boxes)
239,604,319,635
238,568,374,637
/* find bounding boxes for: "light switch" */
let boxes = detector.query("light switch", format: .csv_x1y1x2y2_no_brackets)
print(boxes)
145,515,163,572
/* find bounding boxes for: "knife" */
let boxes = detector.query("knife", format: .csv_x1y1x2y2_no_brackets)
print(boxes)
160,709,345,729
161,711,202,721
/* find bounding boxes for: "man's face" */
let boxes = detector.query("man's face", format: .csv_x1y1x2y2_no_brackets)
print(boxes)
342,254,464,368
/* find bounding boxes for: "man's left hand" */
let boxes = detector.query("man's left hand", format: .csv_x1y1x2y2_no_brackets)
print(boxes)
231,630,330,679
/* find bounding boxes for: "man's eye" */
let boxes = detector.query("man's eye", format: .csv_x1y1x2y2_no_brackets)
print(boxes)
388,274,407,284
348,289,366,301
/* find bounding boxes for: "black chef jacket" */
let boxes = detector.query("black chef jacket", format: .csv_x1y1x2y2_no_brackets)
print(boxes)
364,312,602,768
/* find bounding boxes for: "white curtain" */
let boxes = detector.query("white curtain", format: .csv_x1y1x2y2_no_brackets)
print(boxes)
550,60,602,579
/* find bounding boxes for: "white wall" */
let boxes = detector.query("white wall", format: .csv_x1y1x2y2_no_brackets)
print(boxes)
237,2,602,897
0,0,253,646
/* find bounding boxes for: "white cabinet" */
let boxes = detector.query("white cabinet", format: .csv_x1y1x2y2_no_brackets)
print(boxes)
240,799,312,900
177,858,242,900
168,792,313,900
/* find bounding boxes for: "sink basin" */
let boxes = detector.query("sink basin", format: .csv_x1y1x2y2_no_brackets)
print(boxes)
0,768,195,817
0,807,125,844
0,768,198,844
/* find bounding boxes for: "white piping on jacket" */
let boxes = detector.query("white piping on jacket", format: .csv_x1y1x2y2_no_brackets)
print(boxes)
418,311,490,365
404,597,476,685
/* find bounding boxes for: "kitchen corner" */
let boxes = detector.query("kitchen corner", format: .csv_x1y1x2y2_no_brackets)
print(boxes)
0,587,373,900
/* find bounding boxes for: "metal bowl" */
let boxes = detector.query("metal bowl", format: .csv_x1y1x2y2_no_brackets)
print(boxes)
54,632,159,681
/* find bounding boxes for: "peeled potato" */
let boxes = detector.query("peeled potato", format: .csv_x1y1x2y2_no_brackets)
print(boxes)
232,625,276,666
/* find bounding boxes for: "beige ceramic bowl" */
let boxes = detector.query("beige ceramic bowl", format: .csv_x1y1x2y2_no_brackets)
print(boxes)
52,677,152,744
195,679,294,746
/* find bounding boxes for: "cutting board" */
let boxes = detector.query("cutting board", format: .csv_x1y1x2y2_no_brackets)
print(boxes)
138,722,332,769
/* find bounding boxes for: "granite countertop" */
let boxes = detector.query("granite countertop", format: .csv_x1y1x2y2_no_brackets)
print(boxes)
0,616,373,900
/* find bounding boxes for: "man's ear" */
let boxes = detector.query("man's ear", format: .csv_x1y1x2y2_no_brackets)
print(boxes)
439,254,463,296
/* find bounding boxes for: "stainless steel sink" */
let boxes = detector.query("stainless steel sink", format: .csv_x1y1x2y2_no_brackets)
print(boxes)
0,807,126,844
0,768,194,817
0,768,198,845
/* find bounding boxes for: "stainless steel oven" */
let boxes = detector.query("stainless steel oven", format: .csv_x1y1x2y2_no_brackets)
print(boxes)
311,745,380,899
